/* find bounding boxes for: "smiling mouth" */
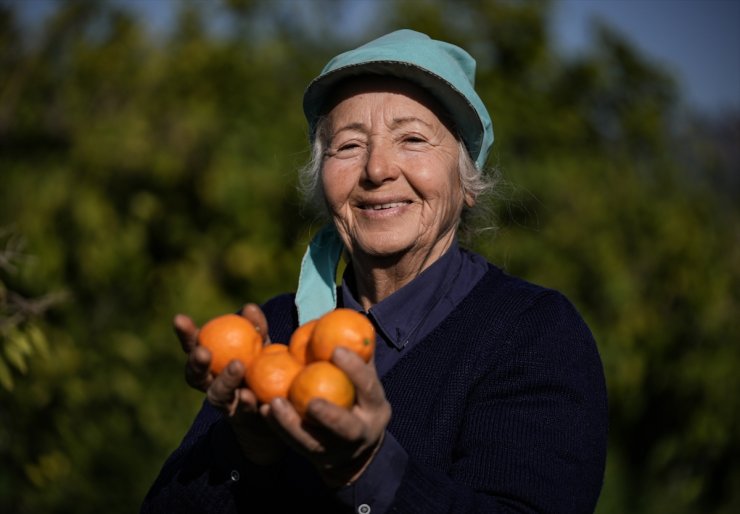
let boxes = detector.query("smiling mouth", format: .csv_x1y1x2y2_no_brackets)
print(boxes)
360,201,411,211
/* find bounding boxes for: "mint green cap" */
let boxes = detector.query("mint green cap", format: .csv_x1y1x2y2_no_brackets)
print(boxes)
303,29,494,170
296,30,494,324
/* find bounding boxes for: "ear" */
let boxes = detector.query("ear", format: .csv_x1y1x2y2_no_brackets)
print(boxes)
463,190,476,208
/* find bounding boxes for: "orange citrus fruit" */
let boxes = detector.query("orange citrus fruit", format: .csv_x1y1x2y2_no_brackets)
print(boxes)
198,313,262,375
288,319,318,365
308,308,375,363
288,361,355,418
245,344,304,404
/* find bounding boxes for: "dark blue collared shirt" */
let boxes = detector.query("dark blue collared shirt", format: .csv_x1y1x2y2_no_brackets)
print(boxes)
335,241,489,512
340,240,489,378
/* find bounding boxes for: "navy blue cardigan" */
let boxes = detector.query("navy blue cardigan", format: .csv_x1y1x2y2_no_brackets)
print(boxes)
142,264,608,513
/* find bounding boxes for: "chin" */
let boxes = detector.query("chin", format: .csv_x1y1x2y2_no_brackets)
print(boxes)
356,234,417,260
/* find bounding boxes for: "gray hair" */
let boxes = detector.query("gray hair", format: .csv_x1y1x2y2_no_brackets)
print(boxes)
298,117,499,237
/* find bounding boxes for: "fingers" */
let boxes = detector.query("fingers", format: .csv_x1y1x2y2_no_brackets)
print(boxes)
206,360,247,416
332,348,389,411
265,398,330,455
240,303,271,344
259,350,391,486
306,398,367,442
232,387,260,416
176,309,264,419
173,314,199,354
264,350,389,450
265,396,383,487
185,345,212,391
323,348,391,442
176,313,212,391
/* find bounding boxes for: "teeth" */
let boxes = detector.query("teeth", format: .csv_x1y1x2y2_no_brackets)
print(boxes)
368,202,405,210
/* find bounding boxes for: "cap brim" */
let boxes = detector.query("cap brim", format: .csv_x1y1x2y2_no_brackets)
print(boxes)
302,61,484,162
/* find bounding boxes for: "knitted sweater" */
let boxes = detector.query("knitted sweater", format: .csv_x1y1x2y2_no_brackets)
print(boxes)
141,264,608,513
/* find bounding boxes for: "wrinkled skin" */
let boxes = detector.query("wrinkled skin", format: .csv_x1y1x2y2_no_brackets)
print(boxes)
321,76,472,307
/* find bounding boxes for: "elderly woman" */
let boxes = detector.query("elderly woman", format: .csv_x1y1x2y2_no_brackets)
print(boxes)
142,30,607,513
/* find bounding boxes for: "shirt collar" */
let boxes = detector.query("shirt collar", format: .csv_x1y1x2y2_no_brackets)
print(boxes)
340,241,463,349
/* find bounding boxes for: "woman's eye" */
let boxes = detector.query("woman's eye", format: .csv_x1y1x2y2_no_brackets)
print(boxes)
327,140,364,158
338,142,360,151
402,135,427,144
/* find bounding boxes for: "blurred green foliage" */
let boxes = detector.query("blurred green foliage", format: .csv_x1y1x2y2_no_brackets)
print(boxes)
1,1,738,513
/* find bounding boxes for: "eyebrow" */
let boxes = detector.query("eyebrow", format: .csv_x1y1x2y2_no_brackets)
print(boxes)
332,122,367,135
389,116,434,130
332,116,434,137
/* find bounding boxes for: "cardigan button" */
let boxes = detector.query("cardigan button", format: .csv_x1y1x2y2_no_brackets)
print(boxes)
230,469,240,482
357,504,371,514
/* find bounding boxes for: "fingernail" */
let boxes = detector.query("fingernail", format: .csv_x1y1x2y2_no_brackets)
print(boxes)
271,397,288,412
333,347,351,363
310,398,327,414
259,403,271,416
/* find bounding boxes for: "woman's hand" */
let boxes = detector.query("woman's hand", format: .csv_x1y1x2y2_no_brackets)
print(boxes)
261,346,392,487
174,303,286,465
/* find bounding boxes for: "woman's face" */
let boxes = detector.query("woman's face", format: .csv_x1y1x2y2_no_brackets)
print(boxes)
321,78,469,268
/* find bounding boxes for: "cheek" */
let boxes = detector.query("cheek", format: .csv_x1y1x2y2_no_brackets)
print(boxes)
321,164,355,209
411,164,462,208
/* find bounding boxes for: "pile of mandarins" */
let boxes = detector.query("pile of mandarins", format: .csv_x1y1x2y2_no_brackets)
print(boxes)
197,308,375,417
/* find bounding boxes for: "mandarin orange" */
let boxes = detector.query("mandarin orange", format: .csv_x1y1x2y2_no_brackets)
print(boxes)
308,308,375,363
288,361,355,418
288,319,318,365
198,313,262,375
245,344,304,404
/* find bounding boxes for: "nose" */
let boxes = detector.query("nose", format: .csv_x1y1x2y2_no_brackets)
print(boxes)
363,141,399,185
